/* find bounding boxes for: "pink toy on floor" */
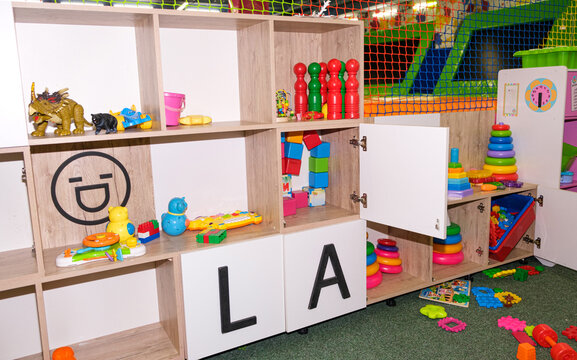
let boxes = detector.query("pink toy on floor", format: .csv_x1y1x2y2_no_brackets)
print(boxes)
498,316,527,332
438,317,467,332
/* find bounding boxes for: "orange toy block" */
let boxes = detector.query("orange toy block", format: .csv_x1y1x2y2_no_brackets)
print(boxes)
516,343,536,360
286,131,304,143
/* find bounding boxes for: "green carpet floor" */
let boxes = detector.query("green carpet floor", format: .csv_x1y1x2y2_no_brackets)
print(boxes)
208,257,577,359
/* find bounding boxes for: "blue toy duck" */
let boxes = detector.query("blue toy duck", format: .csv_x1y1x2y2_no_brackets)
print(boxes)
161,197,188,236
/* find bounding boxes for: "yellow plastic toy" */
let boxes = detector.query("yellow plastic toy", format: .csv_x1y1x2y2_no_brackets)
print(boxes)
106,206,137,247
179,115,212,125
187,211,262,231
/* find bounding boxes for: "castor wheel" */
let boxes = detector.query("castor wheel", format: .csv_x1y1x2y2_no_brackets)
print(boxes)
464,274,474,281
386,298,396,307
533,324,577,360
297,327,309,335
519,258,529,265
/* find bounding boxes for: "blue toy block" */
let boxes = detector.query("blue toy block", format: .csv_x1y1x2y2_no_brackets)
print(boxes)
310,142,330,158
448,178,470,185
309,171,328,188
284,142,304,160
448,182,471,191
281,132,286,143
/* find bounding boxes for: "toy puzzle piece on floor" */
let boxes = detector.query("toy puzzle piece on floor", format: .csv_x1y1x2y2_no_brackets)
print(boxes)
187,211,262,231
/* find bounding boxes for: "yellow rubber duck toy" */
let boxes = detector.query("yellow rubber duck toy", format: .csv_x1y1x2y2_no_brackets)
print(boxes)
106,206,137,247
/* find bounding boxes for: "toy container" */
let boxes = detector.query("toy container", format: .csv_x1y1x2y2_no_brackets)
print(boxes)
514,46,577,68
561,171,574,184
164,92,185,126
489,194,535,262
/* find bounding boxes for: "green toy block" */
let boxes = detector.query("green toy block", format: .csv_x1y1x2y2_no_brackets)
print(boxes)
196,229,227,244
309,157,329,173
514,268,529,282
483,268,501,277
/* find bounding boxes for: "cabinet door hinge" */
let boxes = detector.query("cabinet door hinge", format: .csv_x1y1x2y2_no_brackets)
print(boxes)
477,203,485,213
533,195,543,207
522,235,541,249
21,166,27,183
350,136,367,151
350,191,367,208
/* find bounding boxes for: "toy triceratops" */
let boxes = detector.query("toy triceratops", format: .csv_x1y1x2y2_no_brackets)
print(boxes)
28,82,91,136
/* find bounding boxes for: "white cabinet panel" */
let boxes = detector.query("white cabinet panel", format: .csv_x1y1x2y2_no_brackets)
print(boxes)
181,235,285,360
359,123,448,238
283,220,366,332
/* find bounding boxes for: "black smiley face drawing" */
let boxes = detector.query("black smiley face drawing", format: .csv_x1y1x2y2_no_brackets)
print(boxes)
51,151,131,225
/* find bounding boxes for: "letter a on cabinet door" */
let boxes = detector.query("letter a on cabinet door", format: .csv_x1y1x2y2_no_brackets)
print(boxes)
283,220,366,332
181,235,285,359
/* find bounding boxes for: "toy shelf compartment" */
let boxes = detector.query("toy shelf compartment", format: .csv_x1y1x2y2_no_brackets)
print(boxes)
39,260,183,360
281,125,361,232
366,221,433,305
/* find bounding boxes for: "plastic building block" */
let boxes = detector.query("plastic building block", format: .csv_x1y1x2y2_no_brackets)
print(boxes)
283,157,301,176
514,268,529,281
472,286,495,297
309,157,329,173
483,268,502,277
526,326,535,337
286,131,303,143
472,286,503,308
562,326,577,341
516,343,536,360
303,130,322,150
453,294,470,303
196,228,227,244
281,132,285,142
310,142,330,158
513,331,537,346
283,197,297,216
308,187,326,207
498,316,527,332
284,142,304,160
438,317,467,332
309,171,328,188
518,265,541,275
291,190,308,208
493,269,517,278
495,291,522,306
282,174,292,196
420,304,447,319
281,141,284,158
138,220,160,244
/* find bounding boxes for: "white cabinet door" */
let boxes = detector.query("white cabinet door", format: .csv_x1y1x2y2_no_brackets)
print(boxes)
283,220,366,332
535,186,577,271
0,2,28,148
181,235,285,360
359,123,449,238
497,67,567,188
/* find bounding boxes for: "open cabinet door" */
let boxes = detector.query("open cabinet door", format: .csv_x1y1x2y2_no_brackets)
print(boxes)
359,123,448,238
496,67,567,188
535,186,577,271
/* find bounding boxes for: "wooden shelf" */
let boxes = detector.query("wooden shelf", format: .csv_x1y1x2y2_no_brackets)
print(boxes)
282,204,358,233
367,271,430,305
447,183,538,206
0,248,39,292
432,259,484,283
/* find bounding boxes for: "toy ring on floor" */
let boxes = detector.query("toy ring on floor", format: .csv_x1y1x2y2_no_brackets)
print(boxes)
367,252,377,266
438,317,467,332
433,242,463,254
366,270,382,289
487,150,515,158
489,143,514,151
485,157,516,166
83,232,120,248
493,173,519,181
380,263,402,274
446,223,461,236
433,250,464,265
483,164,518,174
366,241,375,256
490,136,513,144
376,249,400,259
434,234,462,245
493,123,510,131
377,238,396,247
367,261,380,277
491,130,512,137
378,256,402,266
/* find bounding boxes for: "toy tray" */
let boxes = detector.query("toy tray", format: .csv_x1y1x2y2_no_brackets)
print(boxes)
514,47,577,68
489,194,535,262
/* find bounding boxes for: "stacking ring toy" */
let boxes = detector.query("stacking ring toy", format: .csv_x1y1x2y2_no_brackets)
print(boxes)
490,136,513,144
489,143,514,151
487,150,515,158
367,252,377,266
446,223,461,236
433,250,464,265
493,123,510,131
378,256,402,266
434,233,462,245
485,157,516,166
367,261,380,276
376,249,399,259
433,242,463,254
378,238,396,247
366,241,374,256
493,173,519,181
378,244,399,252
491,130,512,137
380,263,403,274
366,270,382,289
483,164,518,174
83,232,119,248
